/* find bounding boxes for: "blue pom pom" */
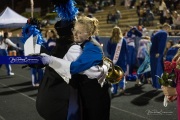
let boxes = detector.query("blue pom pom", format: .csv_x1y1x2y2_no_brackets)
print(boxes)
21,24,45,45
55,0,78,21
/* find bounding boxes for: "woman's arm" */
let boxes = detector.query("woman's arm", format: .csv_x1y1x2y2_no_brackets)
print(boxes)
5,39,19,49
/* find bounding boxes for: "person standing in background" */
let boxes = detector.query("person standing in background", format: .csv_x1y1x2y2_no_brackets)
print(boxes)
150,23,171,89
36,0,80,119
125,27,142,76
0,32,21,76
107,26,128,95
164,40,174,60
44,30,57,52
136,36,151,85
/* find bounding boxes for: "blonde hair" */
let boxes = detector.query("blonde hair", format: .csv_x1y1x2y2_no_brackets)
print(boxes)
76,16,99,35
162,23,171,30
110,26,123,43
141,36,150,40
173,48,180,61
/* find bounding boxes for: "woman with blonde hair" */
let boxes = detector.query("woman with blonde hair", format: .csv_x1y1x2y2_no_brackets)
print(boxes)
40,16,111,120
107,26,128,95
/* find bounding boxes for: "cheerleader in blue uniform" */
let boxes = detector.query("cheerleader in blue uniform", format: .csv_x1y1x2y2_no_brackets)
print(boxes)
0,32,21,75
107,26,128,95
150,23,171,89
40,16,111,120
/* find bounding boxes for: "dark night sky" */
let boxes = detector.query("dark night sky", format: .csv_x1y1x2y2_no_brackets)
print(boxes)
0,0,86,15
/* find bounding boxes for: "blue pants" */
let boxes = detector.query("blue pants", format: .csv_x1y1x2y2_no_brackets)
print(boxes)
150,55,162,89
0,49,12,75
31,68,43,85
112,77,125,94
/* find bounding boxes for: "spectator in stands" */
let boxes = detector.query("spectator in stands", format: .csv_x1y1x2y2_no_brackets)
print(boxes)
153,0,159,15
136,5,141,17
129,0,136,9
111,0,116,6
125,0,131,9
159,0,167,24
164,0,173,12
138,8,147,26
88,3,97,13
146,8,154,26
101,0,111,7
107,11,114,24
141,0,150,9
173,0,179,10
164,10,173,26
172,11,180,29
114,8,122,24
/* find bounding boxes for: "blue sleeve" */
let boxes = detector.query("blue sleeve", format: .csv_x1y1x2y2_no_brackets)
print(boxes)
70,42,103,74
127,28,142,37
134,28,142,37
107,39,111,56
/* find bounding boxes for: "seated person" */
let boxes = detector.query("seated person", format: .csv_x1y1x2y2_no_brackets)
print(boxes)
172,11,180,29
107,11,113,24
146,9,154,26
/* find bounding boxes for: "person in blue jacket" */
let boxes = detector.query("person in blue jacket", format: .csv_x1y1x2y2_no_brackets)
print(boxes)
107,26,128,95
44,30,57,52
165,43,180,62
125,27,142,76
150,23,171,89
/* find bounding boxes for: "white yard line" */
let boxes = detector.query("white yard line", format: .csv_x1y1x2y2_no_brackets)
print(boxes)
0,115,6,120
111,105,149,119
1,68,149,119
1,68,35,101
0,82,36,101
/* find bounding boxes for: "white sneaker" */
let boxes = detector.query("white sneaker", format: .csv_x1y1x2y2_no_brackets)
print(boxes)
8,72,15,76
33,83,40,87
35,83,40,87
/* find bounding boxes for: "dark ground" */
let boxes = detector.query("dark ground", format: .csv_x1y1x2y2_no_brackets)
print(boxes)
0,65,178,120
